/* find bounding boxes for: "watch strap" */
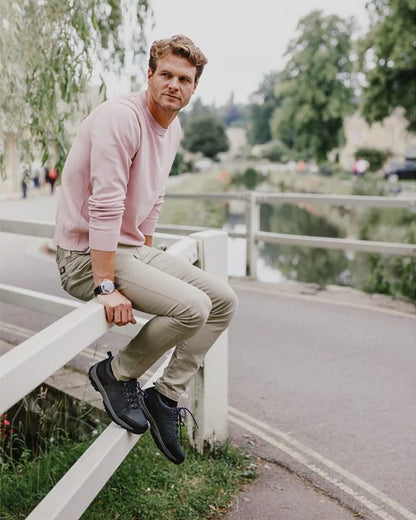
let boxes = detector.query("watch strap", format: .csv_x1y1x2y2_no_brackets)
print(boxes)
94,279,117,296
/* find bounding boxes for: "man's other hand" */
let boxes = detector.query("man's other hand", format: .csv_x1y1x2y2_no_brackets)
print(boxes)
97,291,137,326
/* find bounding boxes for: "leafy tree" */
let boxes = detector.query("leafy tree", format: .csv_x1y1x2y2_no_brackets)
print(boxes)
182,97,216,121
359,0,416,131
0,0,151,174
182,116,229,159
247,71,280,145
272,11,356,162
169,151,193,176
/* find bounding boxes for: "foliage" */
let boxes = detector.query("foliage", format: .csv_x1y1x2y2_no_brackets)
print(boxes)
260,140,292,163
247,71,281,145
182,115,229,159
231,167,264,190
363,255,416,301
169,151,193,176
354,147,391,172
1,385,106,463
272,11,357,163
359,0,416,131
0,0,152,174
1,423,255,520
181,97,218,124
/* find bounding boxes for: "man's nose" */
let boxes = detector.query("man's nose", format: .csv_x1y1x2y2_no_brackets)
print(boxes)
168,77,179,90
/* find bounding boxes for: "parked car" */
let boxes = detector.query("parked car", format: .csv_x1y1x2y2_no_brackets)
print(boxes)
384,161,416,180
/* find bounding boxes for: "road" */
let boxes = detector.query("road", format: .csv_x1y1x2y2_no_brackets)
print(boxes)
1,192,415,520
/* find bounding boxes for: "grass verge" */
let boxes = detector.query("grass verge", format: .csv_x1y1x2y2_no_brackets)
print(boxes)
1,429,256,520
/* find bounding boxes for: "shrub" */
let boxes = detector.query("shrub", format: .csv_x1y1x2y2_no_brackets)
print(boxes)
354,148,391,172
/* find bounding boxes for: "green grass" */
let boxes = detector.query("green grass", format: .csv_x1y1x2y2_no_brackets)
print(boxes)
1,430,256,520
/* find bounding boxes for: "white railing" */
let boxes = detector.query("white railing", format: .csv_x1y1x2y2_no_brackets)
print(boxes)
0,219,229,520
160,192,416,276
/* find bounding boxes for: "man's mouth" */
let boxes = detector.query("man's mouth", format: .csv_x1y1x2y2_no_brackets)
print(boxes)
164,93,180,100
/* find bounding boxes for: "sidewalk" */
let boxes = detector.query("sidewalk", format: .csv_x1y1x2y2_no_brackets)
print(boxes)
219,454,358,520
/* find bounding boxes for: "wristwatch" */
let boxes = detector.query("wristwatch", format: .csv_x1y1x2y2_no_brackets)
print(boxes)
94,279,117,296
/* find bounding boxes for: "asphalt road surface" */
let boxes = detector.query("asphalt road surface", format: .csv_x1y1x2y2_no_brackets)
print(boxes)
1,193,415,520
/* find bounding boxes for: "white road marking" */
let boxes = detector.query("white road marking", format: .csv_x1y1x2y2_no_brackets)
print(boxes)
0,321,33,339
229,406,416,520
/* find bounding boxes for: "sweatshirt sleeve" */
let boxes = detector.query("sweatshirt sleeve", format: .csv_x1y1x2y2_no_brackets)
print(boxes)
88,103,140,250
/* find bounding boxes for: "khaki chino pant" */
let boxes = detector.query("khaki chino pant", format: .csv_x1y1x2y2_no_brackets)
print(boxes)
56,244,237,401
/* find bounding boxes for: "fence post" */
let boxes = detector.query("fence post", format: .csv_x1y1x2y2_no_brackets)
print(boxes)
246,192,259,278
187,229,229,453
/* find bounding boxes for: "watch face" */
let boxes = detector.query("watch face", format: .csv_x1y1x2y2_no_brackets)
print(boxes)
101,279,115,294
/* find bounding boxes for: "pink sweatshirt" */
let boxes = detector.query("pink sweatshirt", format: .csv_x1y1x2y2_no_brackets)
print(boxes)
54,91,182,251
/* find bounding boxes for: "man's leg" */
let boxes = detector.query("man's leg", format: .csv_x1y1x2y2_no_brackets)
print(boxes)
112,245,237,399
56,244,237,462
112,245,237,464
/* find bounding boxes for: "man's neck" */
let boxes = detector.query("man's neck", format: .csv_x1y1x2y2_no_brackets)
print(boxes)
146,91,177,128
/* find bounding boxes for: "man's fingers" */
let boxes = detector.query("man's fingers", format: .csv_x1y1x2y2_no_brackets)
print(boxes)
105,306,113,323
99,294,135,326
107,304,136,326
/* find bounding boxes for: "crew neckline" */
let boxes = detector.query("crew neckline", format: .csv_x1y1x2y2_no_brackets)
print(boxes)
138,90,173,136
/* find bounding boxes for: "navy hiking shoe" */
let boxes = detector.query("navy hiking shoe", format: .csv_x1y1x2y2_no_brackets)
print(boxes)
88,352,148,434
144,387,197,465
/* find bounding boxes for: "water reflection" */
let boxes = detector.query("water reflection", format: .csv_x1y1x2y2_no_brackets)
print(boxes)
226,202,349,286
259,203,349,285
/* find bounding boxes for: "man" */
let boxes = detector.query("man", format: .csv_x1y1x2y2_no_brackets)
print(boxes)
53,35,237,465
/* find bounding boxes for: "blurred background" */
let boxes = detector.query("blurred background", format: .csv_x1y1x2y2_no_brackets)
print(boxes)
1,0,415,301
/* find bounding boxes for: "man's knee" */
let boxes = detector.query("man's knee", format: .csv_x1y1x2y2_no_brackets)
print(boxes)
227,286,238,313
215,283,238,322
181,290,212,330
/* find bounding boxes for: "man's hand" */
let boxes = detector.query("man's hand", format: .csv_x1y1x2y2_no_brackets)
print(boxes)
98,290,137,326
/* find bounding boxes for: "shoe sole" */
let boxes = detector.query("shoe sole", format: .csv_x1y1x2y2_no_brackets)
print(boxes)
88,365,148,435
143,404,184,465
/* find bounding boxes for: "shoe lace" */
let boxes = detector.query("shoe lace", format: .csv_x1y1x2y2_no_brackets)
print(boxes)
124,380,145,409
174,407,198,442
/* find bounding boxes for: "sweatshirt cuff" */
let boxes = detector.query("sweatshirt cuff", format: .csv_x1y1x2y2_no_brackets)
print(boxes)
89,228,119,251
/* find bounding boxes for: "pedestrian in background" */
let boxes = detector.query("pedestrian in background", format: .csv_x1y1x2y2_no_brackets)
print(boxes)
20,163,31,199
47,165,59,193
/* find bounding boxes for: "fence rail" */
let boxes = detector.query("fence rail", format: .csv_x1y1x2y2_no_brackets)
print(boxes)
0,220,229,520
163,192,416,276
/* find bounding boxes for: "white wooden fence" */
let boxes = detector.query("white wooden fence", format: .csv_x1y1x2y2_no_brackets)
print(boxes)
0,219,229,520
160,192,416,276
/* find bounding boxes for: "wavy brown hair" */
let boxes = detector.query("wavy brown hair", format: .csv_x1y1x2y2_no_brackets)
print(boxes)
149,35,208,83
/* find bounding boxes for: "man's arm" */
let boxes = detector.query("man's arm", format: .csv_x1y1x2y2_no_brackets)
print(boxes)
91,249,136,326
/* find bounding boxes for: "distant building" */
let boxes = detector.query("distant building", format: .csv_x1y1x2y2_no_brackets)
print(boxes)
339,107,416,170
225,127,247,160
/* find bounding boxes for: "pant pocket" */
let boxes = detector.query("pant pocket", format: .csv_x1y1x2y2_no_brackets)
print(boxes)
56,249,94,301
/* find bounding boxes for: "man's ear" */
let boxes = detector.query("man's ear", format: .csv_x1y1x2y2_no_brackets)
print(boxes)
147,68,153,82
192,81,198,94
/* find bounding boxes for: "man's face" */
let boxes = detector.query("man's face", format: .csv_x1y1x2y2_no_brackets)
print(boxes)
147,53,198,116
